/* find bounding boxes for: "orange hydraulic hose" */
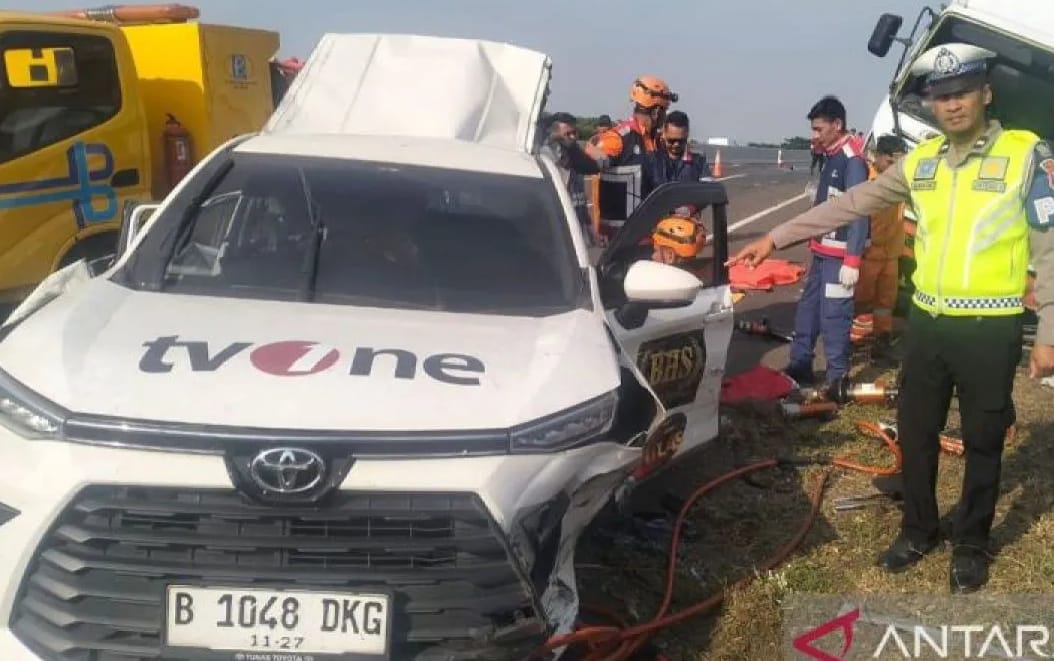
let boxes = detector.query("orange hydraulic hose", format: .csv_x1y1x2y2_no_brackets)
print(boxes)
539,423,906,661
47,4,199,23
833,421,903,476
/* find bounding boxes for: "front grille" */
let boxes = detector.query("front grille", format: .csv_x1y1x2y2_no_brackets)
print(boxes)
12,487,546,660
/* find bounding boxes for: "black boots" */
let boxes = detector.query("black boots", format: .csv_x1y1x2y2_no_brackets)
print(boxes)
876,536,991,593
876,535,940,573
950,545,991,594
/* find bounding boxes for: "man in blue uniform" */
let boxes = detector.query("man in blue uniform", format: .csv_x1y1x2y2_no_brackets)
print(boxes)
785,96,870,386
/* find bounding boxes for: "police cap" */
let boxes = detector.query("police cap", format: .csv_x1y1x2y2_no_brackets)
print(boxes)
909,42,996,97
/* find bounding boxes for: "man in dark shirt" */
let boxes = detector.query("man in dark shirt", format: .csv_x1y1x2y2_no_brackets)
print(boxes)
540,112,606,244
643,111,711,193
642,111,712,221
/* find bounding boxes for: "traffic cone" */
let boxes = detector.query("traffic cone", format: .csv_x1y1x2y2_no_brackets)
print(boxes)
712,149,723,178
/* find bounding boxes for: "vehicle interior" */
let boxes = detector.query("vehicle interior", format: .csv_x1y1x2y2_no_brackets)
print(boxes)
896,17,1054,141
160,155,584,315
597,181,730,311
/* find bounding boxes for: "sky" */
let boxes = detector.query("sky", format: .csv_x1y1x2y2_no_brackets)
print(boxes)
22,0,934,143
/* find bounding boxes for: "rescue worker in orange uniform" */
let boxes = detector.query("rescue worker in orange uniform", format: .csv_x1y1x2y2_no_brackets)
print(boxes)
854,135,908,354
594,76,678,168
651,215,707,283
592,76,678,255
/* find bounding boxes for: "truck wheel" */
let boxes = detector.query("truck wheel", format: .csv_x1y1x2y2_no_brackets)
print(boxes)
58,233,119,271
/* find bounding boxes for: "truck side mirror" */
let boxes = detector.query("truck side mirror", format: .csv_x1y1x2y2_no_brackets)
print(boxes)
116,202,161,260
868,13,904,57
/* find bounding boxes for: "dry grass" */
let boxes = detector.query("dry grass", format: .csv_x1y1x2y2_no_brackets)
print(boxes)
575,369,1054,660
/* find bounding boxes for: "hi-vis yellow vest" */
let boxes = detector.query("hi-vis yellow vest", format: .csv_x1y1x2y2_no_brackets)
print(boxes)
903,129,1038,316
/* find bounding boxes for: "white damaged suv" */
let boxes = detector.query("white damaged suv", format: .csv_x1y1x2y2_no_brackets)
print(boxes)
0,34,733,660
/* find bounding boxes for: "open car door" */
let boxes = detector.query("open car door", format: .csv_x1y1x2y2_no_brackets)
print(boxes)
598,182,734,460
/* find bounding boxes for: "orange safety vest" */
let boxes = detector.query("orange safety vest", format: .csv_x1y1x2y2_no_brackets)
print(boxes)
863,164,905,261
594,118,657,166
902,207,917,259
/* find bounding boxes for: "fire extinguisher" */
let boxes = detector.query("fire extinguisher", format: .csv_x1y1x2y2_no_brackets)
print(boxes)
163,113,194,191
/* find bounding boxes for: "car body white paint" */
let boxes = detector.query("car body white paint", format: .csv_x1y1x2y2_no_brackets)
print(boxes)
0,33,733,658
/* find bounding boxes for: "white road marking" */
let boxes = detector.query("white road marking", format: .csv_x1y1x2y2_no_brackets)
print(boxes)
728,192,809,233
715,174,747,182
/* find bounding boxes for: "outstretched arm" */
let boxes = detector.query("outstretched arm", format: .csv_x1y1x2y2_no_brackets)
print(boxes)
727,160,911,268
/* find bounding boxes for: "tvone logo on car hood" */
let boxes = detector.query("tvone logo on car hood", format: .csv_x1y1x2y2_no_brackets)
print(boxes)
139,336,485,386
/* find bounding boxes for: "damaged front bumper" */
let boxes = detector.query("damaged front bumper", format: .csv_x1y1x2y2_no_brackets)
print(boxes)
0,429,641,660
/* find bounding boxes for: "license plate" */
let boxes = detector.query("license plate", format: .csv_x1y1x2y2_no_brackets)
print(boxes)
164,585,391,658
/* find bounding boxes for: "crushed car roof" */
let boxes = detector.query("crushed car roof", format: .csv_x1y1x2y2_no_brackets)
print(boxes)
235,133,544,178
264,33,552,154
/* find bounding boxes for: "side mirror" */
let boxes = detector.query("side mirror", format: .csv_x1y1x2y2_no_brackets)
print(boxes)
868,13,904,57
624,260,701,305
615,261,702,329
116,202,161,259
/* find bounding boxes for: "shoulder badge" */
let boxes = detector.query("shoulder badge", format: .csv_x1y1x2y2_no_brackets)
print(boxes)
978,156,1009,180
913,158,940,181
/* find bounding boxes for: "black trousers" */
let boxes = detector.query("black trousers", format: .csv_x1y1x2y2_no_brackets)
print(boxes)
898,306,1022,547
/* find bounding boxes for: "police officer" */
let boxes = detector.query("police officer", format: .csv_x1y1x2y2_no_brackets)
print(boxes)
727,43,1054,593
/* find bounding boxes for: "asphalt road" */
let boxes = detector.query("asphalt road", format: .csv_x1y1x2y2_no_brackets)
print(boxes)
713,161,819,377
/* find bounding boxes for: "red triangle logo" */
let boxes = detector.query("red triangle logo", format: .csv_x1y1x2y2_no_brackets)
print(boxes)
792,607,861,661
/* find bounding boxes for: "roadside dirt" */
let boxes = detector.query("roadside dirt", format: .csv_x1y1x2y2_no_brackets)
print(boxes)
574,348,1054,660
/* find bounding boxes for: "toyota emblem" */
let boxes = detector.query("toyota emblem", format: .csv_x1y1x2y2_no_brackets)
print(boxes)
250,448,325,494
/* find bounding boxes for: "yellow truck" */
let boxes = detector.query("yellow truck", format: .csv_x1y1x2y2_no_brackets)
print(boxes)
0,3,281,304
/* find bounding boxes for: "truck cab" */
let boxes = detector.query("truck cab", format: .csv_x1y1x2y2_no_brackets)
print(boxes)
865,0,1054,150
0,5,279,305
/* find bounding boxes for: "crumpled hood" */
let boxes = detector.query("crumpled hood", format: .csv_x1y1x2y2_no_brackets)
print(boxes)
0,280,618,431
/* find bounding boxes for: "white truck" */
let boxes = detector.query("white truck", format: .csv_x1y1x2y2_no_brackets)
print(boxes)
865,0,1054,150
0,33,734,660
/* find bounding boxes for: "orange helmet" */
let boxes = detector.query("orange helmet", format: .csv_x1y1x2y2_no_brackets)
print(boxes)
630,76,677,109
652,216,705,259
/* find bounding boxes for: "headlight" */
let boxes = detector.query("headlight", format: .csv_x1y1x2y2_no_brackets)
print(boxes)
0,370,64,439
510,391,617,453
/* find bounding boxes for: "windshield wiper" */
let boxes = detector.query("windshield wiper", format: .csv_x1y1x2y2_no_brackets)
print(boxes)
298,168,326,302
155,160,234,290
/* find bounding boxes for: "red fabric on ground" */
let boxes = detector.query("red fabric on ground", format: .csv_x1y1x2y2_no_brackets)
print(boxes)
730,259,805,291
720,365,795,404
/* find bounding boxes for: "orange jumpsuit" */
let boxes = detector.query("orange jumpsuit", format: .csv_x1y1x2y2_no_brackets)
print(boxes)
593,117,657,167
854,166,904,335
